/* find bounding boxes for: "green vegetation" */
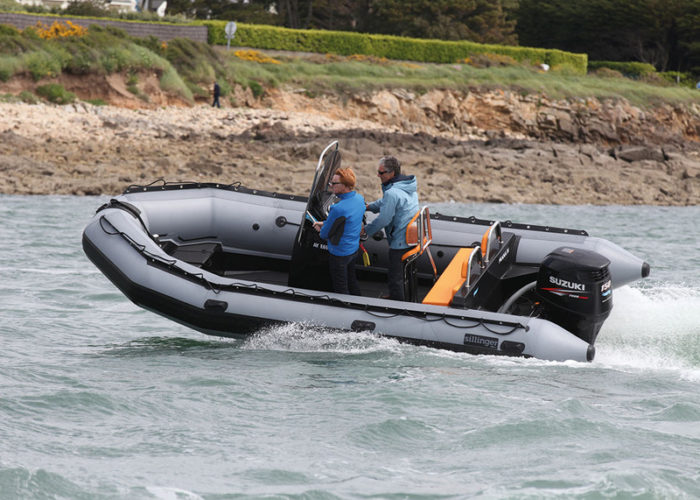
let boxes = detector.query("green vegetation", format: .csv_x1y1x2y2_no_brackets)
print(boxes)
0,0,191,24
517,0,700,76
0,17,698,109
0,23,192,100
35,83,75,103
217,52,697,107
3,0,699,80
84,97,106,105
166,0,519,46
18,89,38,103
588,61,657,79
202,21,588,75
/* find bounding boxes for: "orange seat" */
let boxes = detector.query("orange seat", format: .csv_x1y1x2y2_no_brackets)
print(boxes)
480,221,502,265
422,248,475,306
402,209,431,262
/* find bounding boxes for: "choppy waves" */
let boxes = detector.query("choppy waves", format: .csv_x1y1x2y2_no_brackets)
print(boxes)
2,196,699,499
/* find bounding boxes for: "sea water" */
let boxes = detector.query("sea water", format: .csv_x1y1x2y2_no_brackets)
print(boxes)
0,195,698,499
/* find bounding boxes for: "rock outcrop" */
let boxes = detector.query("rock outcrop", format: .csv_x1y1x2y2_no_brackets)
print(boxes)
1,76,698,205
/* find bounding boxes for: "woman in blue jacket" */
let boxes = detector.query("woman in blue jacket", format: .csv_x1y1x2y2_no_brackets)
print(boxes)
313,168,365,296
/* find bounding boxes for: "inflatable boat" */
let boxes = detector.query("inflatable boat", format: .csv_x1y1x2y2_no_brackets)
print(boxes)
82,141,650,362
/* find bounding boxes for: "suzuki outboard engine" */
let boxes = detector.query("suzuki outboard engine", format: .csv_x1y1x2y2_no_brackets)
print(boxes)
536,247,612,345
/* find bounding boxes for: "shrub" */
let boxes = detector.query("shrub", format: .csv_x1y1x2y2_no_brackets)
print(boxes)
659,71,696,88
592,67,624,79
62,0,110,17
0,57,20,81
640,72,673,87
19,90,38,103
35,83,76,104
0,24,20,36
117,11,190,24
24,51,62,80
164,37,224,88
159,65,193,101
132,35,164,55
248,80,263,97
63,45,100,74
588,61,657,79
21,26,41,41
234,49,280,64
461,52,519,68
34,20,88,40
0,26,41,55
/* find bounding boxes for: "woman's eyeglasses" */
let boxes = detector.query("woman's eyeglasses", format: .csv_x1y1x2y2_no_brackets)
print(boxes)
328,181,343,186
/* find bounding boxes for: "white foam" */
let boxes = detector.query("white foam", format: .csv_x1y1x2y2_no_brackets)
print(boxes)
241,322,403,354
603,285,700,338
145,486,204,500
595,285,700,379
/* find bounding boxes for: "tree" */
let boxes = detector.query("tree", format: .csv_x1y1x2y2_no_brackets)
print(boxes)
306,0,366,31
362,0,517,44
516,0,700,73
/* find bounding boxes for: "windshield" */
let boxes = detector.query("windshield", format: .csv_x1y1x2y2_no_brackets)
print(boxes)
306,141,341,222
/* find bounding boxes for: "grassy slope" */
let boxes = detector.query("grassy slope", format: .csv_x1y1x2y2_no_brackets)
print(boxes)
1,22,699,108
223,52,700,108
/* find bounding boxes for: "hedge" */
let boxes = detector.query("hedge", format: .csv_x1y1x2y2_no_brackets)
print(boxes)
588,60,657,78
200,21,588,74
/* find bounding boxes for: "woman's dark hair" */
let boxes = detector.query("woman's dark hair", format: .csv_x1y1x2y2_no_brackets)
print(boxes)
379,156,401,176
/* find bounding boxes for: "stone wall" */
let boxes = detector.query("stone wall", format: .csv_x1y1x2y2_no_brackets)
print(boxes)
0,12,207,43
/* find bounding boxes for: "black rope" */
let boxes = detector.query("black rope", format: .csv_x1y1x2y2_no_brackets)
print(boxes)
124,178,167,191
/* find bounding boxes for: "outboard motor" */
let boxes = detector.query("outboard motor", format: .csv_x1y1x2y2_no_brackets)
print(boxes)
536,247,612,345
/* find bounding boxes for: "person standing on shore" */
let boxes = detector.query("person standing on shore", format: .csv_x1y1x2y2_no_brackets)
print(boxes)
212,81,221,108
362,156,419,301
313,168,365,296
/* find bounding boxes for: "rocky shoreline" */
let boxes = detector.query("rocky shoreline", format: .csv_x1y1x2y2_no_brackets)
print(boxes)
1,84,699,205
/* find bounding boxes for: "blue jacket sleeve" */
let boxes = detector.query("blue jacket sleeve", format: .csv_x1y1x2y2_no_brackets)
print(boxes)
364,191,398,237
319,205,338,241
366,199,382,213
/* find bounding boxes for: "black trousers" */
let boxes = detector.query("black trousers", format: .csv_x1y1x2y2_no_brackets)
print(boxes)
387,248,407,301
328,252,362,296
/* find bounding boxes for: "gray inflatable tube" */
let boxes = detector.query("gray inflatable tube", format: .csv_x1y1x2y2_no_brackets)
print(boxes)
82,181,650,363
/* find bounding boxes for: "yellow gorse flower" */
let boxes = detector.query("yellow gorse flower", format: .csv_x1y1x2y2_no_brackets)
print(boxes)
33,20,88,39
233,50,281,65
348,54,389,64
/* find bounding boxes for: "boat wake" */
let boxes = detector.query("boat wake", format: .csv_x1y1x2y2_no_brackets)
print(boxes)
240,283,700,375
241,322,403,354
596,284,700,377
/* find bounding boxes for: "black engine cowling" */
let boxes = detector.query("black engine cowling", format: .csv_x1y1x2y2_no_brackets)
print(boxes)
536,247,613,345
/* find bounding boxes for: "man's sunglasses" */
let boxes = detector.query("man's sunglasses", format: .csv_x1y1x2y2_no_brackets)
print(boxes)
377,170,389,175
